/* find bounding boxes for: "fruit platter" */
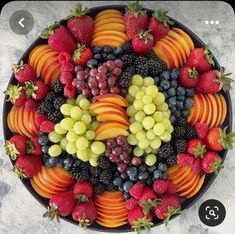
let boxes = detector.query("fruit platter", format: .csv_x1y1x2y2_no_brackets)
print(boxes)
3,2,235,233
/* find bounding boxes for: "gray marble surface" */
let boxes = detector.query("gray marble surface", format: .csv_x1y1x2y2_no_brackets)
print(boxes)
0,1,235,234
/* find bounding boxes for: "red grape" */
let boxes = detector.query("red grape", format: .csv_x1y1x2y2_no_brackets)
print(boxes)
72,78,77,87
107,60,115,71
76,71,86,80
90,68,98,77
124,158,130,164
116,135,127,145
108,77,116,87
112,146,122,156
100,89,108,95
110,86,120,94
91,87,100,96
131,157,142,166
74,65,82,73
120,151,128,160
98,65,108,74
98,81,108,90
114,59,123,68
96,72,106,82
88,78,98,88
106,139,116,148
82,88,91,97
117,163,127,173
110,154,119,163
112,67,122,77
77,80,86,90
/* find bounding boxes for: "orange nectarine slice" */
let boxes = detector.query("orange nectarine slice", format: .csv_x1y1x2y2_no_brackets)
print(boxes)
30,178,52,199
33,48,52,71
168,166,189,180
179,174,200,197
207,94,218,128
95,127,129,140
214,94,223,127
92,35,125,45
14,106,25,136
95,13,123,21
42,63,61,85
90,102,126,114
203,94,212,126
167,164,179,176
95,22,125,33
92,39,123,48
176,172,198,192
93,30,128,41
96,219,127,228
172,28,194,51
186,174,205,198
95,9,123,18
187,104,195,124
172,167,192,185
96,121,129,135
191,94,202,125
95,18,124,28
41,55,59,78
7,111,14,132
95,195,125,204
8,107,16,132
47,66,61,86
96,111,129,124
219,94,227,125
28,45,49,68
18,106,32,138
97,191,124,199
95,202,126,211
96,94,129,107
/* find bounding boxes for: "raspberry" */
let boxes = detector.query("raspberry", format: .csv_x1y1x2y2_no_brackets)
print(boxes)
195,123,208,139
24,98,38,111
129,181,144,199
64,84,76,98
40,120,55,133
58,51,72,64
34,114,48,130
177,153,195,167
60,71,73,85
153,179,169,194
166,181,176,194
191,158,202,174
61,62,74,72
125,198,138,211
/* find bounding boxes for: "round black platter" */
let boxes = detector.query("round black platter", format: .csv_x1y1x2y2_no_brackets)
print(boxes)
2,4,233,232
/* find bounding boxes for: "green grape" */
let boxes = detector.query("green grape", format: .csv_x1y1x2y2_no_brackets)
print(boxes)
161,119,172,129
129,122,143,134
66,130,77,142
126,94,135,103
142,116,155,130
89,157,98,167
70,106,83,120
74,121,86,134
160,132,172,142
146,129,155,140
60,138,68,150
135,111,146,122
54,123,67,135
143,103,156,115
66,142,77,154
145,146,153,154
91,141,105,155
153,111,163,123
127,134,138,145
126,105,137,117
140,87,146,92
157,103,168,112
66,98,76,105
76,94,85,105
128,85,139,97
136,91,145,100
145,85,158,98
153,93,165,106
90,121,100,130
81,113,92,125
145,154,157,166
77,149,89,162
150,136,161,149
131,74,143,87
79,98,90,110
76,136,89,150
138,138,150,149
48,144,62,157
162,111,170,119
48,131,62,143
142,95,152,105
85,130,95,140
133,100,144,111
129,117,136,124
90,150,100,159
153,123,165,136
60,104,73,116
143,77,154,86
133,147,144,157
168,125,174,133
151,148,159,154
60,117,75,130
136,131,146,141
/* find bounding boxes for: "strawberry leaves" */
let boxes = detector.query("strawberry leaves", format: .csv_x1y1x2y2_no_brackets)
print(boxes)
132,216,153,234
152,9,174,28
163,205,182,225
40,23,60,39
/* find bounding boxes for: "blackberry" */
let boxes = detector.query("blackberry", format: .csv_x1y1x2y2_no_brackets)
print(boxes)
52,80,63,93
90,167,101,177
121,54,135,67
80,162,90,171
172,126,186,139
45,91,57,102
174,139,187,153
48,110,63,123
95,183,106,195
146,50,156,59
134,56,148,66
90,176,99,185
119,71,132,88
135,64,149,77
106,183,117,191
157,143,174,159
37,101,53,114
70,168,89,181
121,41,133,54
54,97,66,110
174,117,187,127
99,156,112,169
166,154,177,166
148,58,168,76
185,125,197,140
100,169,112,184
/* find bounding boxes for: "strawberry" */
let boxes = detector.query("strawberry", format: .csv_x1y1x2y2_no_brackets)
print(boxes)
58,51,72,64
24,81,49,101
72,201,96,228
12,61,37,83
129,182,144,199
44,190,76,221
5,85,27,106
60,71,73,85
61,62,75,73
125,198,138,211
40,24,76,53
205,127,235,151
64,84,77,98
148,9,174,42
186,139,206,158
195,122,208,139
154,194,181,224
153,179,169,194
67,4,94,46
14,155,42,179
195,67,233,94
27,137,42,156
186,45,214,73
166,181,176,194
128,206,153,234
4,135,28,160
40,120,55,133
73,181,93,201
202,151,223,174
132,30,154,55
72,44,93,66
35,114,48,130
24,98,38,111
177,153,195,167
179,67,199,88
124,1,149,40
191,158,202,174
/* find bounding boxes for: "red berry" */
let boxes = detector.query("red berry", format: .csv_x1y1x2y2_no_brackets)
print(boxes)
125,198,138,210
35,114,48,130
24,98,38,111
64,84,76,98
40,120,55,133
61,62,74,72
129,182,144,199
58,51,72,64
195,122,208,140
60,71,73,85
153,179,169,194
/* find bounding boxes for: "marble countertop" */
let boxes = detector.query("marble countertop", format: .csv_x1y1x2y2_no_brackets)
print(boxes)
0,1,235,234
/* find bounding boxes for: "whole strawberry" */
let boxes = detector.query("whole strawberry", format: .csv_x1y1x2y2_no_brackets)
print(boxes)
72,201,96,228
67,4,94,46
4,134,28,160
195,122,208,139
154,194,181,224
24,98,38,111
179,67,199,88
186,45,214,73
186,139,206,158
5,84,27,106
202,151,223,174
43,190,76,221
132,30,154,55
72,44,93,66
205,127,235,151
14,155,42,179
74,181,94,201
148,9,174,42
12,61,37,83
124,1,149,40
40,24,76,53
195,67,233,94
27,137,42,156
24,81,49,101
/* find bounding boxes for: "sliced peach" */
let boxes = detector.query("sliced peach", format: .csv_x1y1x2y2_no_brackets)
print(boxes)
97,211,127,220
98,191,124,199
95,13,123,22
95,23,125,33
172,28,194,51
53,166,73,178
203,94,213,126
199,93,211,124
26,110,38,136
18,106,32,138
14,106,25,136
93,105,127,116
95,195,125,204
96,219,127,228
214,94,223,127
46,65,61,86
96,94,129,107
31,111,39,135
195,94,205,124
90,101,126,114
191,94,203,125
95,18,124,28
95,202,126,211
30,178,52,199
96,121,129,135
92,39,123,48
95,127,129,140
95,9,123,19
33,48,52,71
168,166,189,180
8,107,16,132
187,104,195,124
97,215,127,223
207,94,218,128
186,174,205,198
176,172,198,192
93,30,128,41
97,111,129,124
29,45,49,68
179,174,200,197
172,167,192,185
7,111,14,132
42,63,61,85
219,94,227,125
41,55,59,77
92,35,125,45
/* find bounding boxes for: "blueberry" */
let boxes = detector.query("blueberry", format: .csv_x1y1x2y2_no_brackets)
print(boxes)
176,101,184,110
38,135,48,145
114,47,123,57
186,88,195,97
113,177,123,187
121,173,128,180
158,162,168,172
107,54,116,60
168,87,176,97
182,110,189,117
93,46,102,54
114,171,120,177
64,164,72,171
175,110,182,118
170,114,176,123
170,80,178,88
160,80,171,90
138,165,147,172
94,53,102,61
42,145,49,154
63,157,74,165
170,106,177,113
160,70,170,80
73,159,81,167
123,192,131,200
123,181,134,193
102,45,113,54
48,157,58,165
153,76,159,84
87,59,98,68
101,52,108,60
153,170,161,179
44,159,53,168
130,175,138,182
177,96,185,102
146,178,152,186
168,97,177,107
126,166,137,177
118,186,124,192
177,86,186,96
162,172,168,180
147,165,157,173
57,158,64,167
42,155,49,164
138,171,149,181
185,98,194,109
170,69,179,80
